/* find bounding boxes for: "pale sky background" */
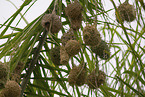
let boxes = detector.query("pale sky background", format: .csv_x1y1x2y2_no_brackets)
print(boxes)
0,0,144,96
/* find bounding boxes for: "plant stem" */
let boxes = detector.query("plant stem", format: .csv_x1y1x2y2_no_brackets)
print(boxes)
20,29,49,97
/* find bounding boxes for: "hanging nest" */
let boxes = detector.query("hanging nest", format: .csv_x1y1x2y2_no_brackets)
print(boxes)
61,29,76,46
1,81,21,97
0,62,8,79
65,40,81,57
70,13,83,31
86,70,106,89
68,64,87,86
50,46,61,66
83,25,101,46
41,13,62,33
91,40,110,60
65,0,83,19
116,1,136,23
60,46,70,65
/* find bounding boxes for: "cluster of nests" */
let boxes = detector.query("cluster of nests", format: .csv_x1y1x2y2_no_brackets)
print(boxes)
42,0,110,66
68,63,106,89
0,62,24,97
41,0,109,89
115,1,136,23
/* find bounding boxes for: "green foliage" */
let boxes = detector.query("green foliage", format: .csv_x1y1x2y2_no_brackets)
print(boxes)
0,0,144,97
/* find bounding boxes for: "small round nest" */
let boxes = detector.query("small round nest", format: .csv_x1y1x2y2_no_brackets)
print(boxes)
83,25,101,46
0,62,8,79
65,40,81,57
65,1,83,19
60,46,70,65
50,46,61,66
68,64,87,86
91,40,110,60
116,1,136,23
70,13,83,31
86,70,106,89
41,14,62,33
2,81,21,97
61,29,76,46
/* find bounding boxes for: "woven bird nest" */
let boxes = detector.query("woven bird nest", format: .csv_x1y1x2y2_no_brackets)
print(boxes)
61,29,76,46
41,13,62,33
116,1,136,23
83,25,101,46
2,81,21,97
91,40,110,60
68,64,87,86
60,46,70,65
87,70,106,89
65,0,83,19
50,46,61,66
65,40,81,57
70,13,83,30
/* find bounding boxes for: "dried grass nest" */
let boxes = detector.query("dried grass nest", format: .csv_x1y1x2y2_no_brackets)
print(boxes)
87,70,106,89
65,40,81,57
41,13,62,33
50,46,61,66
115,1,136,23
60,46,70,65
65,1,83,30
91,40,110,60
68,64,87,86
83,25,101,46
1,81,21,97
65,0,83,19
61,29,76,46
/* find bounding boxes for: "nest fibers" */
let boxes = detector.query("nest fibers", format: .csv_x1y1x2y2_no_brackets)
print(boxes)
91,40,110,60
65,40,81,57
115,1,136,23
83,25,101,46
1,81,21,97
50,46,61,66
65,0,83,19
68,64,87,86
41,13,62,33
61,29,76,46
60,46,70,65
87,70,106,89
70,14,83,30
65,1,83,30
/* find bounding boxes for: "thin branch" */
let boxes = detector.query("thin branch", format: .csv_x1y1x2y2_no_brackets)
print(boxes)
20,29,49,97
20,0,59,96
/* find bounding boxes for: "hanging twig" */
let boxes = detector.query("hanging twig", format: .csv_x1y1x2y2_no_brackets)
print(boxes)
20,29,49,97
20,1,58,96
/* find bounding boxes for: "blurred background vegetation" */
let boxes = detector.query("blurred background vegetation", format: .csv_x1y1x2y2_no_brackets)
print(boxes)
0,0,144,97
